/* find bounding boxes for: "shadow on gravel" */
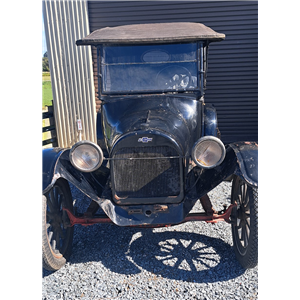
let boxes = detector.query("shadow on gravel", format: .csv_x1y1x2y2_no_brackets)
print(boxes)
43,224,245,283
127,229,245,283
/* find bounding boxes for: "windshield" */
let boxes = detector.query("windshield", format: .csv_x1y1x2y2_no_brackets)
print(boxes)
100,43,198,94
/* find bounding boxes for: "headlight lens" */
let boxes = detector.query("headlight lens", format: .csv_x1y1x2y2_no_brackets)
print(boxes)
192,136,225,169
69,141,103,172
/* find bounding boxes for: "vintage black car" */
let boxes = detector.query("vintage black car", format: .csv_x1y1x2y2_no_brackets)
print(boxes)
42,22,258,271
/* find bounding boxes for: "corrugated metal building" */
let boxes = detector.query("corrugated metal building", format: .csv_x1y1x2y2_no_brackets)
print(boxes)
43,0,96,148
43,0,258,147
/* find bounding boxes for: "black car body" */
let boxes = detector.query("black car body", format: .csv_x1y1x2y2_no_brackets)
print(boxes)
42,23,258,271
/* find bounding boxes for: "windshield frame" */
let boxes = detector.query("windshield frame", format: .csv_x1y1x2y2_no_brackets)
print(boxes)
97,42,205,98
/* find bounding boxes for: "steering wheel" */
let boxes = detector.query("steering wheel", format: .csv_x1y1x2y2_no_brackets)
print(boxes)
156,65,192,90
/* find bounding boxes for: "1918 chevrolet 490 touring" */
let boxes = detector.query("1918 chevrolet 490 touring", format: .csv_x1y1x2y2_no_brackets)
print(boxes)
42,22,258,271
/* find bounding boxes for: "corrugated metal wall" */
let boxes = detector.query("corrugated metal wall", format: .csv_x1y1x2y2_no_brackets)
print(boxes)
87,1,258,144
43,0,96,148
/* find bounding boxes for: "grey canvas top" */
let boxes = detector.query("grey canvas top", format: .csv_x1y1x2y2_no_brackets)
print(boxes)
76,22,225,46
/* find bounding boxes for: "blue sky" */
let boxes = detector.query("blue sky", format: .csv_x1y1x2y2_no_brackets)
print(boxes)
42,14,47,56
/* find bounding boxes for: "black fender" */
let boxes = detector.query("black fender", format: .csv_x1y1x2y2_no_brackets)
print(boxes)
187,141,258,200
42,148,110,198
42,148,65,193
228,141,258,187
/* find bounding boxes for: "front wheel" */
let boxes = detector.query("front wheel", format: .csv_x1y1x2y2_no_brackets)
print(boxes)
42,179,74,271
231,176,258,269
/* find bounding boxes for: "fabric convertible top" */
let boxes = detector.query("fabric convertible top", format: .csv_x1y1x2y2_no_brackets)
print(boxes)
76,22,225,46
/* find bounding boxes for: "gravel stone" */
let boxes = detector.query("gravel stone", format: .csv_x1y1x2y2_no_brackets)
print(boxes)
43,181,258,299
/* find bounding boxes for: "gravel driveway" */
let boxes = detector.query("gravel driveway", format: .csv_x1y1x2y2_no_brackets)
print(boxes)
42,182,258,300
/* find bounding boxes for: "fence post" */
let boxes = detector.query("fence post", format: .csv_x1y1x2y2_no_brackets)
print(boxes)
42,100,58,147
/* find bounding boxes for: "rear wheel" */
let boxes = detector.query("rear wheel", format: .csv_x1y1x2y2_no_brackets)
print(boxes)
42,179,74,271
231,176,258,269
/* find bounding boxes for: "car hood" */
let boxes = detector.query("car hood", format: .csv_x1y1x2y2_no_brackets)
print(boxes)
101,95,202,156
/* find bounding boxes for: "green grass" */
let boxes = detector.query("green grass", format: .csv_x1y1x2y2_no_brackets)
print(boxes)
42,81,53,107
42,72,53,143
42,72,53,108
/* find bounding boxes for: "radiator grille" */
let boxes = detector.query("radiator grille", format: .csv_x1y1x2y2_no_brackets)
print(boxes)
112,146,181,199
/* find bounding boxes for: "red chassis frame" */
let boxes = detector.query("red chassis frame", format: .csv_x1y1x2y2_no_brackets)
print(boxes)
63,203,237,228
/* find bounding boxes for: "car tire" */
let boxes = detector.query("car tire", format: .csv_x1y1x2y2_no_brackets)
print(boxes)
231,175,258,269
42,179,74,271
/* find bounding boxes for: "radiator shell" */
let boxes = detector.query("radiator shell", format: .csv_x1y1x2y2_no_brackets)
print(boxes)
111,132,184,205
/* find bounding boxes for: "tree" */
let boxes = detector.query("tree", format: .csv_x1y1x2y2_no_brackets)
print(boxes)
43,51,49,71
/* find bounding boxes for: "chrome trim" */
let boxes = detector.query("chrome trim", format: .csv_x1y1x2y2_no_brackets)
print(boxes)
191,136,226,169
69,140,103,172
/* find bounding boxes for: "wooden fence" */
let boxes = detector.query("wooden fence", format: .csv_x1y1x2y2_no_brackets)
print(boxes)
42,102,58,148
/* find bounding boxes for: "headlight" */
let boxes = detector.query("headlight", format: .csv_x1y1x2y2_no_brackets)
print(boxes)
69,140,103,172
192,136,225,169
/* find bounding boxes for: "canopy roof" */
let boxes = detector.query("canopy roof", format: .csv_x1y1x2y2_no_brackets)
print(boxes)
76,22,225,46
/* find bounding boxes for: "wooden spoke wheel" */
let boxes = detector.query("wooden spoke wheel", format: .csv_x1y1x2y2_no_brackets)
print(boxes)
231,175,258,269
42,179,74,271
